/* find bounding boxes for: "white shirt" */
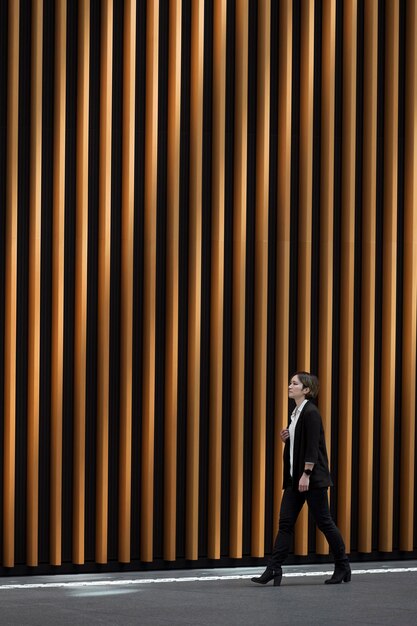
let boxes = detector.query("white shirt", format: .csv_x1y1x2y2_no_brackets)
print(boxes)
288,399,308,477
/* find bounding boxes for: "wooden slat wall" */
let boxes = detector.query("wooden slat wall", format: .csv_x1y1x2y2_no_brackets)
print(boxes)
1,0,417,572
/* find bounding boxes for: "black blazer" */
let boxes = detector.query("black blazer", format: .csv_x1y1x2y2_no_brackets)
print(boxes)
283,400,333,490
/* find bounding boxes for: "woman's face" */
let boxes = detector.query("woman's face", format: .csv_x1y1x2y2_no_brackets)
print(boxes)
288,375,308,403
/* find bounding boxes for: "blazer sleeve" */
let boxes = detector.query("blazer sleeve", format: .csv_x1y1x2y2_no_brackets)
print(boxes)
303,409,321,464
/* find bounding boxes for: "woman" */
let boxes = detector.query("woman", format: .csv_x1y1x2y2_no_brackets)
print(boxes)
252,371,350,586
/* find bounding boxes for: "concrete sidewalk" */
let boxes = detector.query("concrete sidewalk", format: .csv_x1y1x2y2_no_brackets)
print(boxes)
0,561,416,625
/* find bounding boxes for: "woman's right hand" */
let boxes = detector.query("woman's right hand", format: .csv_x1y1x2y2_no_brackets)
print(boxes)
280,429,289,443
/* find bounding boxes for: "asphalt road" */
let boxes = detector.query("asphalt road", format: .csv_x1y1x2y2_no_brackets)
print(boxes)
0,561,416,625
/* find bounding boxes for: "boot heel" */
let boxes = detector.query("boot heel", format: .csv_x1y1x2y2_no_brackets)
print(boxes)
273,574,282,587
343,571,351,583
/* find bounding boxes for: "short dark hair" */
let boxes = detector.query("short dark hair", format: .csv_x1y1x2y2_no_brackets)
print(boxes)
292,371,319,399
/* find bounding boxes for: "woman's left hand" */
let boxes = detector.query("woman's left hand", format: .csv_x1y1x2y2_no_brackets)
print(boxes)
298,474,310,492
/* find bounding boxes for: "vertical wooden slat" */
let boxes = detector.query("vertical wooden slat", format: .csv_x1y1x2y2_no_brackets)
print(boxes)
400,0,417,552
27,0,43,567
358,0,378,554
186,0,204,561
141,0,159,563
316,0,336,556
337,0,357,553
119,0,136,564
251,0,270,557
3,0,19,569
208,0,226,560
294,0,314,556
379,0,399,553
50,0,66,566
164,0,181,562
96,0,113,564
73,0,90,565
274,0,292,536
229,0,248,559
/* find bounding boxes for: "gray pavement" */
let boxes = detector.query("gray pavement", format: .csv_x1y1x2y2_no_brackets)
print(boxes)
0,561,416,625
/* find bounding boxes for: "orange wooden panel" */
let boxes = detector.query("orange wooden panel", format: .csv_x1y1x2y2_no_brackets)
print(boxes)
186,0,204,561
27,0,43,567
316,0,336,555
358,0,378,554
337,0,357,554
379,0,399,553
400,0,417,552
119,0,136,564
229,0,248,559
251,0,270,557
3,0,19,569
294,0,314,556
274,0,292,538
164,0,182,562
50,0,67,566
96,0,113,564
141,0,159,563
208,0,226,560
73,0,90,565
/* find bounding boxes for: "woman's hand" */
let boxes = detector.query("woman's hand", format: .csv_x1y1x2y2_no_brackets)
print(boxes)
280,429,290,443
298,473,310,492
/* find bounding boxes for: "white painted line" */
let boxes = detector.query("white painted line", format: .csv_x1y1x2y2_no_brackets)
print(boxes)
0,567,416,591
284,567,417,577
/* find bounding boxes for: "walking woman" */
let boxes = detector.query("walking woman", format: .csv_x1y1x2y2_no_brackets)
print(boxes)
252,372,350,586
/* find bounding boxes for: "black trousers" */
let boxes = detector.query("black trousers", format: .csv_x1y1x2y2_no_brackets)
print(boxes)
270,486,347,568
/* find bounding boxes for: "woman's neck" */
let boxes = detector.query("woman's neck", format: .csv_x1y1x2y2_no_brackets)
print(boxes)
295,397,307,407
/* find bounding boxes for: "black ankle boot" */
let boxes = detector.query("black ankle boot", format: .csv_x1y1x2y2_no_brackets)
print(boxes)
251,567,283,586
324,561,351,584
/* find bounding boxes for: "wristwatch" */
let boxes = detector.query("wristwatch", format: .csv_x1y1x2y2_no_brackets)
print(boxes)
303,469,312,476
